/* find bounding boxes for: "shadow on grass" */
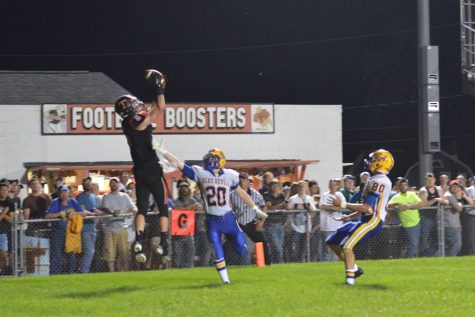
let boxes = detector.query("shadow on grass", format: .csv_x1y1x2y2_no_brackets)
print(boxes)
172,282,223,290
61,285,144,299
358,284,389,290
333,283,389,290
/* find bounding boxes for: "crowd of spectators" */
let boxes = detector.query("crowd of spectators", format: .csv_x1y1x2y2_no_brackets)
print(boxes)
0,170,474,276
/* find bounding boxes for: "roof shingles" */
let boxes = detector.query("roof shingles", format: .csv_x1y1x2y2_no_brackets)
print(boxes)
0,71,130,104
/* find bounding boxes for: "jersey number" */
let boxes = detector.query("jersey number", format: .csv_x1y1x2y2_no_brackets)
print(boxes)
371,182,385,193
206,186,227,207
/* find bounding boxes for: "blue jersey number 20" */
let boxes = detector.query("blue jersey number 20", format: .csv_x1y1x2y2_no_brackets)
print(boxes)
206,186,227,207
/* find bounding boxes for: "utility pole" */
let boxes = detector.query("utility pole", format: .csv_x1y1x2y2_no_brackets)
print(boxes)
417,0,440,186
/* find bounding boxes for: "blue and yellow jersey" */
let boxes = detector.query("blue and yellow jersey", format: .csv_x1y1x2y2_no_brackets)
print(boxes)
361,173,392,222
182,165,239,216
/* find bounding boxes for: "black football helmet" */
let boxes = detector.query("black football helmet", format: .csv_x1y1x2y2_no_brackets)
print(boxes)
114,95,145,119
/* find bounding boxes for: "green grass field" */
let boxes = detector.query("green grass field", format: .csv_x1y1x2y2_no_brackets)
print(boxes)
2,256,475,317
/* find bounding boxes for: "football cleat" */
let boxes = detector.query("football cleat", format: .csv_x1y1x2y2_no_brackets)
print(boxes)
355,266,364,278
134,241,147,263
135,253,147,263
159,237,169,257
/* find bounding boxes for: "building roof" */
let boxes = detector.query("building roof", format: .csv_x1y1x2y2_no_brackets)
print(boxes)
0,71,130,104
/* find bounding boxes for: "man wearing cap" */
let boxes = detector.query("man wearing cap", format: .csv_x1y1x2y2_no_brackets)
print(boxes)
418,172,449,256
230,173,271,265
75,177,103,273
0,181,15,275
101,177,137,272
259,172,274,196
7,179,22,211
340,175,356,202
444,180,474,256
263,179,286,263
319,179,346,261
350,172,370,203
172,179,202,268
462,176,475,254
389,178,440,258
46,185,91,274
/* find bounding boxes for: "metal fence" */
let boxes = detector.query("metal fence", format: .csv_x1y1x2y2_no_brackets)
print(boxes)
5,205,475,277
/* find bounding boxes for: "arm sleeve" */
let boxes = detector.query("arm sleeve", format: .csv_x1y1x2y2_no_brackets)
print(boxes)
72,199,83,212
125,194,135,210
8,200,15,212
47,200,58,213
306,195,317,211
229,170,239,191
288,196,295,209
445,193,459,207
412,192,422,203
256,192,266,208
182,164,198,181
364,192,380,208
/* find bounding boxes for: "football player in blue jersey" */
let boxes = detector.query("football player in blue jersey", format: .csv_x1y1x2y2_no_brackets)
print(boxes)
153,141,267,284
327,149,394,285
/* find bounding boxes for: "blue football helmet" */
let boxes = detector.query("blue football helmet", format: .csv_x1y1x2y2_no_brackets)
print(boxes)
202,148,226,172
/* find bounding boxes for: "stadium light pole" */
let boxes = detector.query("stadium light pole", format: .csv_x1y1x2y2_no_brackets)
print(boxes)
417,0,440,186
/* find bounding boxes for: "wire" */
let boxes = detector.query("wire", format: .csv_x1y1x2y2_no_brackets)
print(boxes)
0,23,458,58
343,133,475,145
344,94,466,111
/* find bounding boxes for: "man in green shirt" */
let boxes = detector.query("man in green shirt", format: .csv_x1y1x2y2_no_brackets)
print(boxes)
388,178,434,258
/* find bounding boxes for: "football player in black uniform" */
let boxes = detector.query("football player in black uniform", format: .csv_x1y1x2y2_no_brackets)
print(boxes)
114,70,169,262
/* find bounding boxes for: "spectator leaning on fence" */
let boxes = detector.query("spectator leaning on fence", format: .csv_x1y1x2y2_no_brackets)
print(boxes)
287,181,317,262
7,179,23,210
263,178,286,263
456,175,467,188
45,185,90,274
172,179,201,268
0,181,15,275
340,175,355,202
438,174,450,195
23,178,51,220
460,176,475,255
101,177,137,272
418,172,449,257
350,172,370,203
230,173,271,265
259,171,274,196
76,177,103,274
319,179,346,261
389,178,432,258
444,180,474,256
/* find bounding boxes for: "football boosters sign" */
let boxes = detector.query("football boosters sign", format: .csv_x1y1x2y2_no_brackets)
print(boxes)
41,103,274,135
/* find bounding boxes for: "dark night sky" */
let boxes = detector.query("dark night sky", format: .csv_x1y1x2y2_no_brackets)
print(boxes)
1,1,473,177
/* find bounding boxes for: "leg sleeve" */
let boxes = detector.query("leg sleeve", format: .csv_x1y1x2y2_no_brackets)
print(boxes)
135,175,151,216
149,165,168,218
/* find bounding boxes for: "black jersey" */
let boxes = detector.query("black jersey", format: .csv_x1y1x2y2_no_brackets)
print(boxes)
122,112,159,166
422,186,440,219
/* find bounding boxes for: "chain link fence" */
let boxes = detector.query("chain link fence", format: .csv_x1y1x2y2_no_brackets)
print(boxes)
5,206,475,277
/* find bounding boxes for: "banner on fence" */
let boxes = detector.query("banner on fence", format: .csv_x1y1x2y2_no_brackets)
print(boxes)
170,210,195,236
